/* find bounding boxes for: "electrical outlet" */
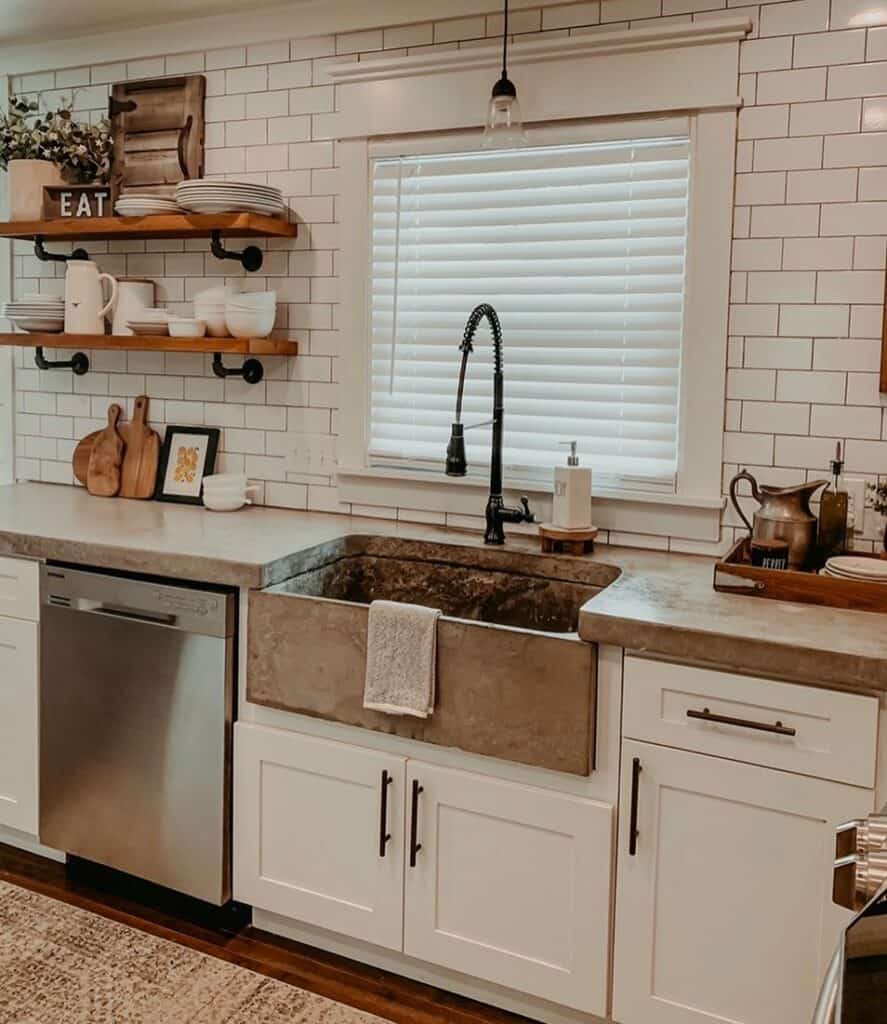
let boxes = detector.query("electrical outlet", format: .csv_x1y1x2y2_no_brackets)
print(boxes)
284,434,337,475
844,477,867,532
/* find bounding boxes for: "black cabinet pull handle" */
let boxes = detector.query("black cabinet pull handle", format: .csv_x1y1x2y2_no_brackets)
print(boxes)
409,779,424,868
629,757,642,856
686,707,796,737
379,770,392,858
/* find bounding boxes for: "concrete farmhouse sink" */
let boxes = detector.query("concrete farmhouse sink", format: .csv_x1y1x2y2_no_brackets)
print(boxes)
247,536,620,775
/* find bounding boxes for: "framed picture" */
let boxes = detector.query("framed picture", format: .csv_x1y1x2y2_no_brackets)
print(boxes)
154,426,220,505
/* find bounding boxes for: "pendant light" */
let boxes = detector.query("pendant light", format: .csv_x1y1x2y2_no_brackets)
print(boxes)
481,0,528,149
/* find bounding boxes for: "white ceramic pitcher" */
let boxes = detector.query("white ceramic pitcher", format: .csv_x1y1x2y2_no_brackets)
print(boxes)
64,260,118,336
111,278,155,336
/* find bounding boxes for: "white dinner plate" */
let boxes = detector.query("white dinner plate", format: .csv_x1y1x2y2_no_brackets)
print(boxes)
824,556,887,580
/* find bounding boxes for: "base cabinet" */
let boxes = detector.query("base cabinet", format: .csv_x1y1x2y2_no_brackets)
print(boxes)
612,740,870,1024
235,724,613,1014
234,724,406,950
0,615,39,835
404,761,613,1015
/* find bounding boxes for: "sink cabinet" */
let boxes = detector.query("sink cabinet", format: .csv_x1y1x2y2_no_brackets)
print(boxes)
234,724,406,950
404,760,613,1014
234,722,613,1014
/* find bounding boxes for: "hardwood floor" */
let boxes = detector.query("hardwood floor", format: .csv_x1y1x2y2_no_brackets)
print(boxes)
0,842,538,1024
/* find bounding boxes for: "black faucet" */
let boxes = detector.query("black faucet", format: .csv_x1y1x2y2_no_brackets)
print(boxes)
445,303,535,545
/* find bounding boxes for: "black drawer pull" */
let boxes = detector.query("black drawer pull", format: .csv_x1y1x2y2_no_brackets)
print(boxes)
409,778,424,868
629,756,642,856
686,707,796,737
379,770,392,858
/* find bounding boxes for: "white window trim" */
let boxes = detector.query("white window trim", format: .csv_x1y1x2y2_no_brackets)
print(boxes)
0,77,13,488
335,18,750,542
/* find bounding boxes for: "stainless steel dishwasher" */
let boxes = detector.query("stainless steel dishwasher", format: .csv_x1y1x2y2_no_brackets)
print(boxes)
40,564,236,905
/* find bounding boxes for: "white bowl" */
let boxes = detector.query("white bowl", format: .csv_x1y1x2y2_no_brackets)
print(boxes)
225,307,275,339
168,318,207,338
193,284,242,305
226,290,277,310
204,473,249,486
194,305,229,338
203,495,251,512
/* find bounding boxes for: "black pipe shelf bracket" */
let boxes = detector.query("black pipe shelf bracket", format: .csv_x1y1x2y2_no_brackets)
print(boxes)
34,347,90,376
34,236,89,263
210,230,263,273
212,352,264,385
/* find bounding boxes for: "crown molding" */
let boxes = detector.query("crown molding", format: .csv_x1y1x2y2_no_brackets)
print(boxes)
326,16,753,84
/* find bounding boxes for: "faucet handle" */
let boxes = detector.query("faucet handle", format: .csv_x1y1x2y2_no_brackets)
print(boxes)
520,496,535,523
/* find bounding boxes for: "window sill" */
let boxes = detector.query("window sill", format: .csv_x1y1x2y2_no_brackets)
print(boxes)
336,464,725,542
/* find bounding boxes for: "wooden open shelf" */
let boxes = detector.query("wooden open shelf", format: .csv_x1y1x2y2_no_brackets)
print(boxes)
0,213,298,242
0,332,298,356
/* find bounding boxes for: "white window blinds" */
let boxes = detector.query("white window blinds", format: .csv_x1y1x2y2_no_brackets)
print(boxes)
369,135,690,490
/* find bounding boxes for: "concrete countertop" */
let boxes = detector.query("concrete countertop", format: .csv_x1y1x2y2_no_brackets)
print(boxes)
2,481,885,692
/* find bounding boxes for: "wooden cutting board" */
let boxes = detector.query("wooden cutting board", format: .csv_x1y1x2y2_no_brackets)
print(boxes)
86,404,125,497
119,395,160,499
73,430,101,486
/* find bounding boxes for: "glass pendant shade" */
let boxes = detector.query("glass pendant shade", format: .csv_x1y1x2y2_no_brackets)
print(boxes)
482,87,528,149
482,0,528,150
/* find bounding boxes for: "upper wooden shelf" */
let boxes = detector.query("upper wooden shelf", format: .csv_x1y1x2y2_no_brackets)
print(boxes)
0,213,298,242
0,332,298,356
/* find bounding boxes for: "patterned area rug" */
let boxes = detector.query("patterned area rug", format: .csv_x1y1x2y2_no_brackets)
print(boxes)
0,881,391,1023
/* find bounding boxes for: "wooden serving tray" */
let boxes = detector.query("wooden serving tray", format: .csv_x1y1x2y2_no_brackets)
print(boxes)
713,538,887,612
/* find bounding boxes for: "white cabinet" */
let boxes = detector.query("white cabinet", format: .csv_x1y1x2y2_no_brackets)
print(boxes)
235,724,614,1013
404,761,613,1015
234,724,406,950
612,739,871,1024
0,615,39,834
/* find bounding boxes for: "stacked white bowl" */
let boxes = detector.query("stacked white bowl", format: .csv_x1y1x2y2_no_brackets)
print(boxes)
193,285,243,338
202,473,258,512
224,290,277,339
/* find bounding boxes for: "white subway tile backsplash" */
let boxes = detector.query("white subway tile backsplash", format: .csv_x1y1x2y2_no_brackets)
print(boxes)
747,270,816,300
754,136,823,170
828,61,887,100
793,29,866,67
757,67,827,104
790,98,861,135
779,303,851,335
727,368,778,399
759,0,829,36
817,270,885,302
742,401,810,433
741,36,793,72
738,105,790,139
824,131,887,166
860,167,887,199
782,236,854,269
811,403,882,437
820,201,887,234
776,369,847,402
787,167,858,202
745,336,813,367
750,203,820,235
775,434,843,468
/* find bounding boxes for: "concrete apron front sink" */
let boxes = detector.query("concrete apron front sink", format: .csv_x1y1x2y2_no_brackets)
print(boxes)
247,535,620,776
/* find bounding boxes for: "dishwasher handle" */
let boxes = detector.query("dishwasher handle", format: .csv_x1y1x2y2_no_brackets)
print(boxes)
68,598,178,627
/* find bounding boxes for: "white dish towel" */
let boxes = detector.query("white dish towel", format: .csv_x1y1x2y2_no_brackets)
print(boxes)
363,600,441,718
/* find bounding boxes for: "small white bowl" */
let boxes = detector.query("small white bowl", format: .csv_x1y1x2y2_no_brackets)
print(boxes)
203,494,251,512
194,306,229,338
225,307,275,339
168,318,207,338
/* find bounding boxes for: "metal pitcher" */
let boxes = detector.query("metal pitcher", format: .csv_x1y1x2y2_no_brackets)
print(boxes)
729,469,828,568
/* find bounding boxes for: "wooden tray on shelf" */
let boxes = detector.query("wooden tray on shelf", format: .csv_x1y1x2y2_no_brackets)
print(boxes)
714,537,887,612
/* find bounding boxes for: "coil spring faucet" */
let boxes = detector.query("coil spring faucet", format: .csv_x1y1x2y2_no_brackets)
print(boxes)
445,304,535,544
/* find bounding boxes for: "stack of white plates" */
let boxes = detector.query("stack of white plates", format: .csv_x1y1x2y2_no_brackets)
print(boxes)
821,556,887,583
126,308,170,337
115,194,182,217
3,294,65,333
175,179,284,216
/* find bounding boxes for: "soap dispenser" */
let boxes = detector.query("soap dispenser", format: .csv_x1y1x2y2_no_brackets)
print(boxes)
553,441,592,530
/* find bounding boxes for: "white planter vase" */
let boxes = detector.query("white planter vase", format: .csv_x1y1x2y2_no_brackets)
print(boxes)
6,159,64,221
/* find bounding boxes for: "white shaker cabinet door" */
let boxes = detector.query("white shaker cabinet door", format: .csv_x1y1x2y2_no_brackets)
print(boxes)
403,761,614,1015
234,723,406,951
0,616,39,835
613,740,870,1024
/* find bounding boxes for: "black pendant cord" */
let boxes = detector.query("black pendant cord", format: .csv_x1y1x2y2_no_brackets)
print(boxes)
502,0,509,80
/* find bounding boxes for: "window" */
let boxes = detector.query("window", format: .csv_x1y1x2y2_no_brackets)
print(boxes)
368,133,690,493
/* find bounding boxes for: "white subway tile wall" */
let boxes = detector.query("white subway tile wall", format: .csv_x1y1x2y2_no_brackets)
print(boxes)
7,0,887,553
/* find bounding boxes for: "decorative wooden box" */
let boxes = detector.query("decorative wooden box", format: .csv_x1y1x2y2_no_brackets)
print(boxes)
714,538,887,612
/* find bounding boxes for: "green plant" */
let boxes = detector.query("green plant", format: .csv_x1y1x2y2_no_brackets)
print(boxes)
0,95,112,184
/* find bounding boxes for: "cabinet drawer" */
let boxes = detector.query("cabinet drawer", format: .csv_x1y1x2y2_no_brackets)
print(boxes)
0,556,39,622
623,656,878,787
0,615,39,835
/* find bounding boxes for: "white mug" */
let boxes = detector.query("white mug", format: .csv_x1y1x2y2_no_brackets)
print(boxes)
64,259,118,336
